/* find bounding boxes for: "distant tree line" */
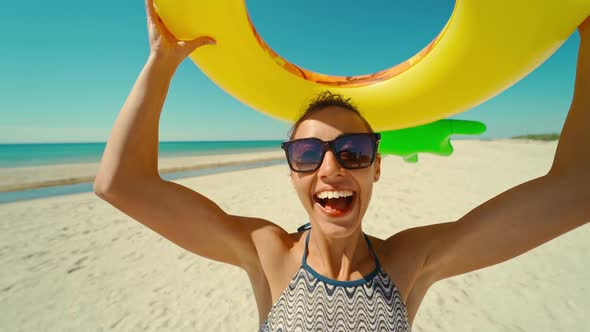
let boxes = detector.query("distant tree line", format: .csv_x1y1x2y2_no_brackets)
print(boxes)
511,133,560,141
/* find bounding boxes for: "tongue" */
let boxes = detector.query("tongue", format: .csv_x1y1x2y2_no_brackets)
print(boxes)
325,197,350,212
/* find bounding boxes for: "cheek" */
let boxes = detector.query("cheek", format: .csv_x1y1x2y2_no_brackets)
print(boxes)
291,174,313,199
356,171,376,203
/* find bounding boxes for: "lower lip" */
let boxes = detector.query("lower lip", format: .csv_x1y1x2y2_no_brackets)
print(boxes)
314,196,355,218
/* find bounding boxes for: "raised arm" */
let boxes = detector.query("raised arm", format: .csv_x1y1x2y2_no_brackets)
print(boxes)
393,18,590,293
94,0,281,270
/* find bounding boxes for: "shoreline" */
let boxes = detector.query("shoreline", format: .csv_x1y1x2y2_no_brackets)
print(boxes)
0,150,285,193
0,139,557,194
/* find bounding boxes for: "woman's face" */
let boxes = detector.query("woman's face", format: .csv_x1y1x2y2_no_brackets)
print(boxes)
290,107,381,238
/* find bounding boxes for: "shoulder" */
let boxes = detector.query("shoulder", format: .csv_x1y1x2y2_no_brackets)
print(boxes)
246,222,308,305
368,226,451,322
369,224,452,300
248,220,305,253
246,220,306,275
246,218,295,260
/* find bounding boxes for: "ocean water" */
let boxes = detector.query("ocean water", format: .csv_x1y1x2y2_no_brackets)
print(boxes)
0,159,285,204
0,141,286,203
0,141,284,168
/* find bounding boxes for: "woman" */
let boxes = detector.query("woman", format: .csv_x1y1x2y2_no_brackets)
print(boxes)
94,1,590,330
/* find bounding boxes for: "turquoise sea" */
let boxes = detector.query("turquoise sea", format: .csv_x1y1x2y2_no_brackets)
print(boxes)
0,140,283,168
0,141,285,203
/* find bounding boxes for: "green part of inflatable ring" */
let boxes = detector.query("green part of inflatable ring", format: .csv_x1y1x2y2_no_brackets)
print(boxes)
379,119,486,162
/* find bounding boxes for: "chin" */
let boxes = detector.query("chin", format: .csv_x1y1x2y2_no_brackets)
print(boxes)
311,207,362,238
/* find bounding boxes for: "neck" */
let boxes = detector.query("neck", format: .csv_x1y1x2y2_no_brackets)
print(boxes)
305,226,374,281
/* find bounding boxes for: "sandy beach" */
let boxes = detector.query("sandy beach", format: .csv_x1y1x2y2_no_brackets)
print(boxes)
0,151,285,193
1,140,588,331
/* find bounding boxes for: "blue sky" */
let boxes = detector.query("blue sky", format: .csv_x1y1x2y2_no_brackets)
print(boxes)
0,0,581,143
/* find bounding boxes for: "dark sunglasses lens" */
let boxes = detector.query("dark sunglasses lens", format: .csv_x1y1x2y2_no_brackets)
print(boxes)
333,135,375,169
288,140,323,171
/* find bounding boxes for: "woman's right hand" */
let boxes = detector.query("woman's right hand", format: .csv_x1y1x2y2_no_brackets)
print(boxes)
145,0,215,68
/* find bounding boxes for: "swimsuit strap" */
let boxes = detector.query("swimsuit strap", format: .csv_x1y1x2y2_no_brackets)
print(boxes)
297,222,311,232
302,230,310,266
363,232,382,270
302,229,381,270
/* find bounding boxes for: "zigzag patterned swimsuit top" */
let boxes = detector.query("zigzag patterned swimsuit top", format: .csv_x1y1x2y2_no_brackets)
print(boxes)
259,229,411,332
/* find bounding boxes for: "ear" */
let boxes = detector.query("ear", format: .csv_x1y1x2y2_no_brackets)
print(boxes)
373,153,381,182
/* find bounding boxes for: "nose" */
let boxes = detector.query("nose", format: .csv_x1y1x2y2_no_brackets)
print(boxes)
317,150,344,178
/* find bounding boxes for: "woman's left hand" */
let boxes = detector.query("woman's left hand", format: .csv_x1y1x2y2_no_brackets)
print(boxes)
145,0,215,68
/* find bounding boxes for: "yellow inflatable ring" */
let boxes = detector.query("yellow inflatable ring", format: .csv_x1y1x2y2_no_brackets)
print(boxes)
153,0,590,131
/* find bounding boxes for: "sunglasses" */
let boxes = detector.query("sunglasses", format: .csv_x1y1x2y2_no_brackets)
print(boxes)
281,133,381,173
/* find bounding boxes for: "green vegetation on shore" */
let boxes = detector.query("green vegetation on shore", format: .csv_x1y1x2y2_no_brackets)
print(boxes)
511,133,560,141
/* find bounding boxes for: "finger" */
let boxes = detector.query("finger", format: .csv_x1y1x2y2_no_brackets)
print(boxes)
185,36,216,49
447,119,487,135
145,0,157,22
155,15,182,42
146,0,166,31
145,0,175,39
145,0,161,33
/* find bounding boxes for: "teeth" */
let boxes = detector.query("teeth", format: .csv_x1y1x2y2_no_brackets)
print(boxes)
316,190,353,199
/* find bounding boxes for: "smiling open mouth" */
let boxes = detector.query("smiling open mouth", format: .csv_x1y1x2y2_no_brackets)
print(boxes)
313,191,356,215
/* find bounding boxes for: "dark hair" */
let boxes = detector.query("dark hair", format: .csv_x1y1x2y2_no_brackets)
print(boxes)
288,91,374,139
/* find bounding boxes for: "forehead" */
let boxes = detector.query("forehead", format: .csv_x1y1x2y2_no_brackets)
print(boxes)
293,107,370,140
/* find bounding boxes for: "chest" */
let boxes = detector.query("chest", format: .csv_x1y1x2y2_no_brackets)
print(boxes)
261,267,410,331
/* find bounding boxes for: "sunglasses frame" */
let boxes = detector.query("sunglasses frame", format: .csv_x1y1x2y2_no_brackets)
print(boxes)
281,133,381,173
